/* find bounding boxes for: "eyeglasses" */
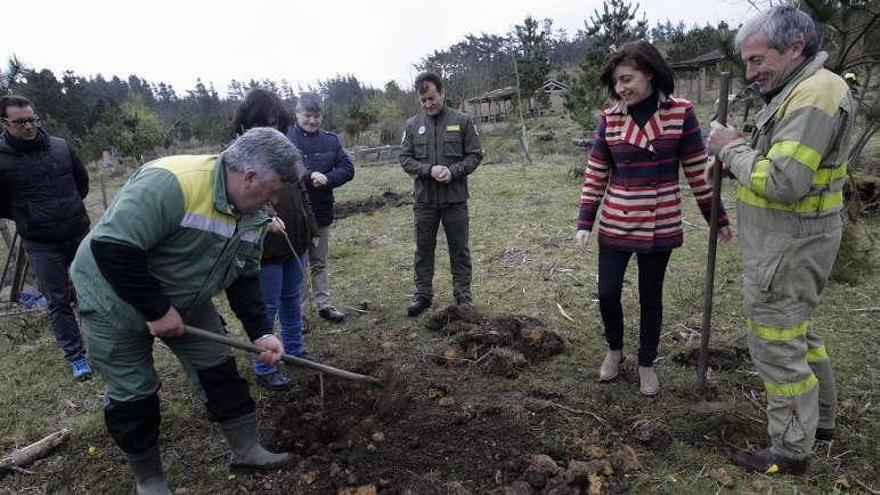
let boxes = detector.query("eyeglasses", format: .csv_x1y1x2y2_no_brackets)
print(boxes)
2,116,40,126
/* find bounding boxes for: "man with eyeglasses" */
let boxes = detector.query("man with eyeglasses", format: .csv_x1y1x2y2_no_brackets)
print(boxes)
0,95,93,381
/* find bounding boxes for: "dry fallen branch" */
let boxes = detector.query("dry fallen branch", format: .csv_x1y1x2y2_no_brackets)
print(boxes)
856,478,880,495
852,307,880,313
543,400,607,424
0,429,71,472
555,302,575,322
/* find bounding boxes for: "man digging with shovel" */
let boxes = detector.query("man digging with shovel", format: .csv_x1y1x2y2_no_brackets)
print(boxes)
707,6,854,475
70,128,299,494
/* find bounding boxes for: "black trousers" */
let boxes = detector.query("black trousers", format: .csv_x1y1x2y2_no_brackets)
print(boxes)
597,245,672,367
413,202,471,302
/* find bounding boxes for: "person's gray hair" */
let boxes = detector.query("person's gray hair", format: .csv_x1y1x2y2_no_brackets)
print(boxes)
222,127,303,183
295,92,323,114
735,5,820,59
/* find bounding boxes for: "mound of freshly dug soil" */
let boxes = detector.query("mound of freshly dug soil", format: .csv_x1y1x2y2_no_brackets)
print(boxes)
262,366,550,494
671,347,751,372
335,191,411,220
425,307,565,377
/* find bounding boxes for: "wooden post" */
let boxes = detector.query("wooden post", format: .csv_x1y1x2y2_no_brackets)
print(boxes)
9,242,27,303
510,50,532,166
699,66,706,104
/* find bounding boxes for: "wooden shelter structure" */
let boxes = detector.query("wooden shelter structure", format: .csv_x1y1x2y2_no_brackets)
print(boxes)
669,49,732,104
463,79,570,123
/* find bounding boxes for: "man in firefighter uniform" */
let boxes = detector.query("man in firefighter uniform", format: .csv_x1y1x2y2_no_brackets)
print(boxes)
708,6,854,474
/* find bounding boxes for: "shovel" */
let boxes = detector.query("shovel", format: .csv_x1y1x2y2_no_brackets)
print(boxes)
183,325,382,386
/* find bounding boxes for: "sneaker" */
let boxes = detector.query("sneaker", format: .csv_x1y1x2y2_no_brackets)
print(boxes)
318,307,345,323
599,350,623,381
71,356,92,382
406,295,432,317
732,448,808,475
255,371,292,391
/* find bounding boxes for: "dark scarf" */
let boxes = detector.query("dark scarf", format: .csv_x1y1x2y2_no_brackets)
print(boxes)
3,128,50,152
627,91,659,128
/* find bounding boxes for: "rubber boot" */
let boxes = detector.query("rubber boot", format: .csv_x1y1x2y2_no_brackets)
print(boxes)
638,366,659,396
126,444,172,495
599,350,623,381
733,448,808,475
220,412,292,472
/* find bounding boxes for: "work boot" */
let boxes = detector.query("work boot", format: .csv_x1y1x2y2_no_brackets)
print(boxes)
127,444,172,495
732,448,808,475
815,427,835,441
406,295,432,317
599,350,623,381
221,412,292,472
318,307,345,323
638,366,659,396
456,296,474,311
71,356,93,382
255,370,292,391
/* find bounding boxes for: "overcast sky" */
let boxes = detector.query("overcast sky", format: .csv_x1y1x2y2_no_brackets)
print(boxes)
3,0,754,95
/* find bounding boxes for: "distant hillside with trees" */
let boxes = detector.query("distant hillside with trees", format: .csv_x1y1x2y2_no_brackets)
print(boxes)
1,0,876,171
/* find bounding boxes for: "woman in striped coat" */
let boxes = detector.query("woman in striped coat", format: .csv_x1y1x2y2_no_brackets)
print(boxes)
576,41,732,396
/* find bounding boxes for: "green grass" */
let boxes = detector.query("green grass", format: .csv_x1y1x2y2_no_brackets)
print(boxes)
1,130,879,494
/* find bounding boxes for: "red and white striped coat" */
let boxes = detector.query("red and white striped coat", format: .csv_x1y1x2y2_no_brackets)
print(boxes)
577,95,728,252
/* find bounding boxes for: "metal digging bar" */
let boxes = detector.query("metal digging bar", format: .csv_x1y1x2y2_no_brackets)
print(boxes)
697,72,731,395
182,325,382,386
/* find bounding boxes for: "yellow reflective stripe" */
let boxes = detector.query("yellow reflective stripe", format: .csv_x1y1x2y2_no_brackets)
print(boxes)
749,320,809,342
737,186,843,213
767,140,822,171
764,374,818,397
750,159,771,196
813,162,847,186
807,345,829,362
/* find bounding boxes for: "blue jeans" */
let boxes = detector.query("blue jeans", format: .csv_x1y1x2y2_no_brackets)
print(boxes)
25,237,86,362
253,256,306,376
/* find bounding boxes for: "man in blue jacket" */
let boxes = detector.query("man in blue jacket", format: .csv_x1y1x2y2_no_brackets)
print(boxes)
287,93,355,323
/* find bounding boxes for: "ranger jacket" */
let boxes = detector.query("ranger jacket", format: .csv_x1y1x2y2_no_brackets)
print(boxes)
719,52,854,234
399,105,483,206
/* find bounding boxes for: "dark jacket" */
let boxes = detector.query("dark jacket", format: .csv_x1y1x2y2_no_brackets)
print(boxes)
0,129,90,242
399,105,483,206
263,180,319,265
286,124,355,227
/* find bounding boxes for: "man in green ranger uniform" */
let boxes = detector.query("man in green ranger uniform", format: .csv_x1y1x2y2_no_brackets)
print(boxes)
708,6,854,474
399,72,484,316
70,128,300,494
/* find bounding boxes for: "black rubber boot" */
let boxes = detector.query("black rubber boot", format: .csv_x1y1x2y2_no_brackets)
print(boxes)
732,448,808,475
815,427,834,441
220,412,292,472
127,444,172,495
406,295,432,317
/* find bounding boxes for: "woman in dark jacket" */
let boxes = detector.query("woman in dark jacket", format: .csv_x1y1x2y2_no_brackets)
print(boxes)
575,41,732,396
234,89,320,390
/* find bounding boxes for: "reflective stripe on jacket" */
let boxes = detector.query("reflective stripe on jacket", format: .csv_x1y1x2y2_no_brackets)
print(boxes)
71,155,269,321
719,52,855,233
